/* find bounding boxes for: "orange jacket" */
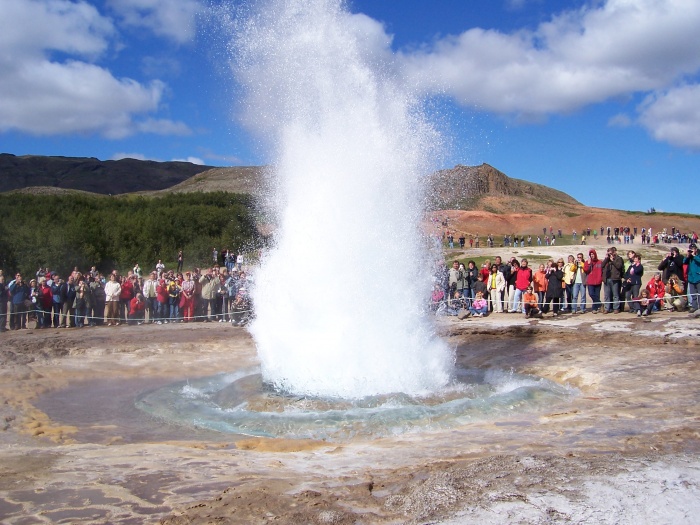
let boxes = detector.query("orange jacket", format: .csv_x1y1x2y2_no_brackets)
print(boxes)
533,270,548,292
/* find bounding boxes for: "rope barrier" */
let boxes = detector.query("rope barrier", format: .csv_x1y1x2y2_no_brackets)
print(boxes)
430,291,699,311
6,286,697,328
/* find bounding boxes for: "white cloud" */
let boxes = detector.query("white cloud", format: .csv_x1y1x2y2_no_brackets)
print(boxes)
0,0,190,139
106,0,203,44
172,156,205,164
0,0,114,61
637,85,700,149
400,0,700,118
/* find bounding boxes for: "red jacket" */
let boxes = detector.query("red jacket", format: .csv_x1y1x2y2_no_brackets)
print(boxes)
38,284,53,309
129,297,146,316
514,266,533,291
645,279,666,307
584,249,604,286
120,279,134,301
156,280,169,304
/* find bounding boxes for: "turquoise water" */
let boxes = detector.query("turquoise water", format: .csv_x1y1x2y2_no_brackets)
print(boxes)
135,366,576,441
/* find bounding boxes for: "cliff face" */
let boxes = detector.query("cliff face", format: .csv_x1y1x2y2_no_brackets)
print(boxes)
0,154,212,195
426,163,580,212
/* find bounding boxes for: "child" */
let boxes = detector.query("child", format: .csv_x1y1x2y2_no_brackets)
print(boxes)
523,286,542,318
637,289,653,317
431,284,445,312
469,291,488,317
443,290,466,316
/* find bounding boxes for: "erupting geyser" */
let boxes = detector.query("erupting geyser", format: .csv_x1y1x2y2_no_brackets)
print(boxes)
236,0,453,398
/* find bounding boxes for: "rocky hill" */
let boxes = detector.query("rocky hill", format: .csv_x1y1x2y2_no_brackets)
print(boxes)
0,153,213,195
426,163,580,213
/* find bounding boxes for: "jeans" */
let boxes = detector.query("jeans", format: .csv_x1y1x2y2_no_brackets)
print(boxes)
604,279,621,312
11,302,27,329
38,306,51,328
146,297,157,322
537,291,546,309
52,302,62,327
469,305,488,316
74,303,87,327
157,301,167,321
689,282,700,310
510,288,524,313
587,284,602,311
564,284,573,311
625,284,641,312
572,283,586,312
168,298,179,320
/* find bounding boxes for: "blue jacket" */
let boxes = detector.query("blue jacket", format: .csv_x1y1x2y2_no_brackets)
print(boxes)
9,281,29,305
624,262,644,286
684,254,700,284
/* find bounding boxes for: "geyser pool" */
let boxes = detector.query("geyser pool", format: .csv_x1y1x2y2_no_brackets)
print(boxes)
135,367,575,440
236,0,453,398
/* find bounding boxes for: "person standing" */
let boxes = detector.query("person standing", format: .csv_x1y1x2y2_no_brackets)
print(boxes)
60,276,76,327
89,274,106,326
601,247,625,313
9,273,30,329
684,243,700,313
562,255,575,312
487,264,505,313
533,264,548,309
142,272,158,323
624,254,644,315
74,278,91,327
199,268,217,322
177,250,184,273
464,261,479,304
448,261,463,299
36,278,53,328
181,272,195,322
510,258,532,314
104,274,121,326
658,247,684,283
571,253,587,313
542,260,564,315
584,249,604,313
495,256,511,310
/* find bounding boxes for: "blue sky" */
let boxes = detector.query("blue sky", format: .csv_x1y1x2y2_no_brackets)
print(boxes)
1,0,699,213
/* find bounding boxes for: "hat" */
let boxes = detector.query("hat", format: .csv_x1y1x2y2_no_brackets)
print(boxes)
690,243,698,249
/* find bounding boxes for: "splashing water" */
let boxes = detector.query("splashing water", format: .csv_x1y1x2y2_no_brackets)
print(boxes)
235,0,453,398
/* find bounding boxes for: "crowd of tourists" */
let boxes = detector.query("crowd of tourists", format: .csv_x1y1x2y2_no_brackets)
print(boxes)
0,248,253,332
433,243,700,320
438,224,698,250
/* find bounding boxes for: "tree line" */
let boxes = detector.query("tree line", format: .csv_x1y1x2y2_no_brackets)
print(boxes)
0,192,262,277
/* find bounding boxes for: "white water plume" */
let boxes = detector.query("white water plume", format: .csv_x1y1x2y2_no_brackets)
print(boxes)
234,0,453,398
